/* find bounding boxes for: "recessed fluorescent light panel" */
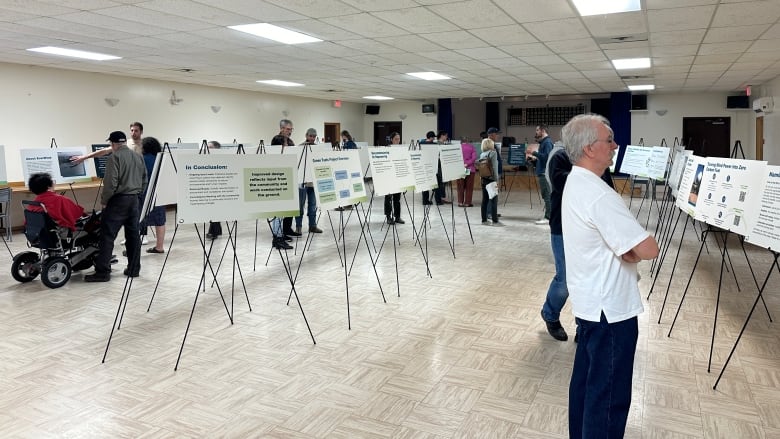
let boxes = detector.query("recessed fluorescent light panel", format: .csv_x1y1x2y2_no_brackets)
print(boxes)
407,72,451,81
612,57,651,69
257,80,304,87
363,96,394,100
573,0,641,16
27,46,120,61
228,23,322,44
628,84,655,91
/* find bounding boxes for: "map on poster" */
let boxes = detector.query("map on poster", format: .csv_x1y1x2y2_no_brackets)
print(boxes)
745,165,780,251
310,149,367,209
20,147,93,186
410,148,438,193
0,145,7,185
694,158,767,235
619,145,669,179
368,147,415,197
176,153,299,223
675,154,707,219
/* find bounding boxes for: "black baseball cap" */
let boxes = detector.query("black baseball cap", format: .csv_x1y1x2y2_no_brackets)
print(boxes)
487,127,501,134
107,131,126,143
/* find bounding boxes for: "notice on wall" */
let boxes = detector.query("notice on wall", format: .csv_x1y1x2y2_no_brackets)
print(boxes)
675,154,707,219
310,149,367,210
410,149,439,193
0,145,7,186
176,154,299,223
439,144,465,182
745,165,780,251
20,147,93,186
695,158,767,235
368,147,415,197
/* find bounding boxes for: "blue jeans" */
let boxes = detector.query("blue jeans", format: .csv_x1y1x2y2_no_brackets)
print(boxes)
296,186,317,228
542,233,567,322
569,314,638,439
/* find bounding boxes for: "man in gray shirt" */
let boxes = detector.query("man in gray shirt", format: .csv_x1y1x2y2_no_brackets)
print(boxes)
85,131,147,282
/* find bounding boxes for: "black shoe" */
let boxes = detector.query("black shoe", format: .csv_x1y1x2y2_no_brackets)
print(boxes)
394,218,405,224
123,268,140,277
283,235,293,241
273,238,293,250
542,311,568,341
423,201,433,206
85,273,110,282
386,217,395,225
284,229,302,237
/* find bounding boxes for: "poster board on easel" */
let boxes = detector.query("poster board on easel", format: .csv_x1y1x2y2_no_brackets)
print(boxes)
176,154,299,223
439,143,466,182
410,148,438,193
19,147,94,186
745,165,780,250
310,149,368,209
368,147,415,197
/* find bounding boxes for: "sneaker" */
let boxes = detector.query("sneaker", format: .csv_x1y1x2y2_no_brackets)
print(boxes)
284,229,302,237
273,238,293,250
386,217,395,225
394,218,405,224
492,221,505,227
123,268,140,278
141,236,148,245
120,239,126,245
309,226,323,233
542,311,568,341
482,221,491,225
535,218,549,225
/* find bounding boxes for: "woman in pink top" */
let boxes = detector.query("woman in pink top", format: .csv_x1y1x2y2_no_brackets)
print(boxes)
457,139,477,207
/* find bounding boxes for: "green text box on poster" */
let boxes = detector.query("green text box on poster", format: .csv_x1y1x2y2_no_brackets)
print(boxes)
243,168,293,202
314,167,331,179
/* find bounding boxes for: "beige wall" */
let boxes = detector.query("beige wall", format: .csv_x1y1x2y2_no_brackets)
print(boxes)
0,63,429,182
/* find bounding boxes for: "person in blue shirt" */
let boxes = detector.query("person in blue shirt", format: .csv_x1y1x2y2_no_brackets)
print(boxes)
527,124,553,225
341,130,357,149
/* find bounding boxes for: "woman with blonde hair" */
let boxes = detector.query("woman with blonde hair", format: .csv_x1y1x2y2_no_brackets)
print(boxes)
479,138,501,225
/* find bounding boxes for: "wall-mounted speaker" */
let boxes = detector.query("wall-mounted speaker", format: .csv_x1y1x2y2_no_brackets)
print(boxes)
630,94,648,111
366,105,380,115
422,104,435,114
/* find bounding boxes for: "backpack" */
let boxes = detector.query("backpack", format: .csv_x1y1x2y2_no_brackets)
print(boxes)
476,153,493,178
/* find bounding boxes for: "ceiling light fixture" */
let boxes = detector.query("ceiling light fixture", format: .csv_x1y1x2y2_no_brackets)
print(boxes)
572,0,641,16
257,80,304,87
612,58,651,69
228,23,322,44
628,84,655,91
363,95,394,100
406,72,451,81
27,46,121,61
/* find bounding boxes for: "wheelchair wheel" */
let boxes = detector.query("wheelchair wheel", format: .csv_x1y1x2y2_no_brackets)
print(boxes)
41,256,72,289
11,251,41,283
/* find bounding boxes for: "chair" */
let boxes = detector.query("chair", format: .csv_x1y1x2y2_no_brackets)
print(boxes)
0,187,11,241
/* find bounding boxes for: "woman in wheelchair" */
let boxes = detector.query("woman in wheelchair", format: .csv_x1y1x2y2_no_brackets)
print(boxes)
27,172,85,231
11,172,100,288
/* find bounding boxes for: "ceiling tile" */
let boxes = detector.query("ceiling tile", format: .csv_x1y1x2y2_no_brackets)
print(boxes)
560,51,607,63
501,43,554,57
263,0,356,19
524,18,591,42
704,24,770,43
711,1,780,27
321,13,409,38
468,25,538,46
419,30,487,50
650,29,706,45
372,7,459,33
427,0,515,29
546,38,601,54
647,6,716,32
455,47,510,60
698,41,752,55
652,45,700,57
493,0,576,22
581,11,647,38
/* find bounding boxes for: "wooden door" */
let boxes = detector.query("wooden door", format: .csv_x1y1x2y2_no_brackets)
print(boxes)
756,116,764,160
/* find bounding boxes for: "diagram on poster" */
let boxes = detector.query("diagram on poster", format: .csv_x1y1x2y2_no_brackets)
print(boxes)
310,149,367,209
20,147,93,186
368,147,415,197
695,158,767,235
410,149,438,193
176,154,299,223
668,147,690,198
0,145,7,185
439,144,466,182
745,165,780,250
675,154,706,219
619,145,652,177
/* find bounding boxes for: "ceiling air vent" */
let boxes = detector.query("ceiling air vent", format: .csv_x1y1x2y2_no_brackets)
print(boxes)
594,33,649,44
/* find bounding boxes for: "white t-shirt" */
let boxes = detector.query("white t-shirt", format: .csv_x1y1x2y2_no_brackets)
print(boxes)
128,138,142,155
562,166,649,323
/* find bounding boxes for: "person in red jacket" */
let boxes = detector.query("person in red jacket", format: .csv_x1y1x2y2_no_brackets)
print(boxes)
27,172,85,231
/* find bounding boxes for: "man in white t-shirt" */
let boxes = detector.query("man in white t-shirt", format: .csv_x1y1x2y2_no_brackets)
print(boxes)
70,121,144,163
561,114,658,439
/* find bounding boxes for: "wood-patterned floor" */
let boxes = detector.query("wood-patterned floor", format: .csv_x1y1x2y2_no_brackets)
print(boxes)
1,187,779,438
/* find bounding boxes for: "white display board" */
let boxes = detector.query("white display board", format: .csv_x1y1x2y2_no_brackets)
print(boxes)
176,154,299,223
745,165,780,251
619,145,669,179
357,146,372,178
19,147,94,186
410,149,438,193
167,142,199,150
695,158,767,235
675,154,707,219
668,147,690,198
310,150,367,209
368,147,415,197
155,149,199,206
0,145,7,185
439,144,466,182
